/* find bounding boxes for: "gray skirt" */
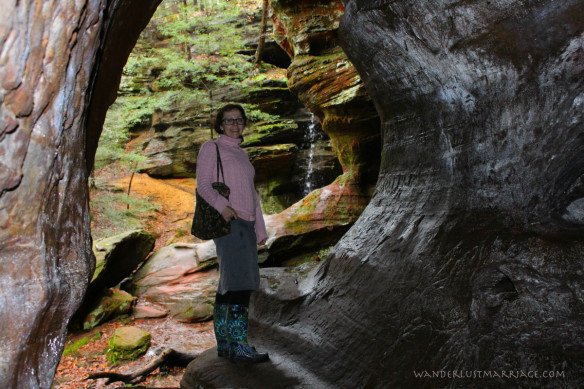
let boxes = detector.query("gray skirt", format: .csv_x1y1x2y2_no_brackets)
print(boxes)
213,218,260,294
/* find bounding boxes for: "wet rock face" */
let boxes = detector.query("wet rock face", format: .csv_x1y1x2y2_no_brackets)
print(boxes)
0,0,160,387
255,0,584,387
271,0,381,185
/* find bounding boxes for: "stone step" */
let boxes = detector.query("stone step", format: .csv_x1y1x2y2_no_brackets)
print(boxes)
180,346,332,389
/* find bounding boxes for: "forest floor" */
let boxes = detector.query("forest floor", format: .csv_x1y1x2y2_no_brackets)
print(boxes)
53,172,209,389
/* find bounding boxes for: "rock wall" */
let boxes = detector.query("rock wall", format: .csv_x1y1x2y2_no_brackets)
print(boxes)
261,0,381,260
0,0,161,387
272,0,381,186
251,0,584,388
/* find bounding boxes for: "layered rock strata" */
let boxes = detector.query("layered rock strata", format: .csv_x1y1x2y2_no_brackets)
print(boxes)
272,0,381,185
246,1,584,388
263,0,381,258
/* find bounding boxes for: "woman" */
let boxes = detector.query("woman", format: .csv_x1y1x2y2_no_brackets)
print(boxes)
195,104,269,363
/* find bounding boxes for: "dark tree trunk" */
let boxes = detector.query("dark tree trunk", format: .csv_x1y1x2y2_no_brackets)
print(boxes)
254,0,269,68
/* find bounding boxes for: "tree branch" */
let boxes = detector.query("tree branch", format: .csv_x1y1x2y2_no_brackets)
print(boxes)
86,348,198,385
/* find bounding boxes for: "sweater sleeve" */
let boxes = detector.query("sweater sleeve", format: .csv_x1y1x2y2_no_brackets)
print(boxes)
253,189,268,243
195,142,231,213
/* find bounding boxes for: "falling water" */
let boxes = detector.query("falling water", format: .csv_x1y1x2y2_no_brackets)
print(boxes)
303,114,319,196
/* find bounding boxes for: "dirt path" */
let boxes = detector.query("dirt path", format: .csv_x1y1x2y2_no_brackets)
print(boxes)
115,173,202,249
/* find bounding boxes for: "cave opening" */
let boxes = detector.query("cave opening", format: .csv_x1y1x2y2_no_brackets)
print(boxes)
60,0,380,385
88,0,378,266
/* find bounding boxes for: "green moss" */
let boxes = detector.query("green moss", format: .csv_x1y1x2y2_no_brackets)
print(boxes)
62,332,102,357
106,327,151,364
63,337,92,357
333,171,356,188
283,189,323,231
174,229,188,238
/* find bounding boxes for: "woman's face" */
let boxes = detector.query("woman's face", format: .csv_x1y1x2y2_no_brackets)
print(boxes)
220,109,245,139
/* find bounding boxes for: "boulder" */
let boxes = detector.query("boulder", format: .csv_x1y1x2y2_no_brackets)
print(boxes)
262,171,369,265
91,229,156,284
82,289,135,330
0,0,162,386
108,326,151,362
72,229,155,328
131,243,219,322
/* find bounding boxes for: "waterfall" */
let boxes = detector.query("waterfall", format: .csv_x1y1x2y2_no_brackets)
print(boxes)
303,114,319,196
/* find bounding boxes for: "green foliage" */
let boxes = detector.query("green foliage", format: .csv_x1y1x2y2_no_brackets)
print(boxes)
90,192,160,240
105,342,121,365
241,104,279,122
95,96,153,171
129,0,257,93
97,0,274,174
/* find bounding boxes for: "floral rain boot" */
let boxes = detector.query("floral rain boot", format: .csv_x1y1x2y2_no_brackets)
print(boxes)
213,302,229,357
227,304,269,363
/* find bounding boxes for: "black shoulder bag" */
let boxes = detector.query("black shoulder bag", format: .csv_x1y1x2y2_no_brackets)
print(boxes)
191,143,231,240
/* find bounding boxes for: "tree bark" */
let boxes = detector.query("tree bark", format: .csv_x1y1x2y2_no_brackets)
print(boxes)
254,0,269,68
87,348,198,385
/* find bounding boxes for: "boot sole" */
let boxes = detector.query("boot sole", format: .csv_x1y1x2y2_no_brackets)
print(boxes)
229,354,270,364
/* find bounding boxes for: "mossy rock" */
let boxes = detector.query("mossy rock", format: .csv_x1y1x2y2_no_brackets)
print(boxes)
83,289,136,331
171,301,214,323
241,120,302,147
92,229,156,283
107,326,151,362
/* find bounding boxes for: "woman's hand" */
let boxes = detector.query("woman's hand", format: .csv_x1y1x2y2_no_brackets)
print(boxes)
258,238,267,246
221,206,238,222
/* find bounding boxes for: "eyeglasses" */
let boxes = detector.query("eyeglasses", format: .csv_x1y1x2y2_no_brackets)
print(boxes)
222,118,245,125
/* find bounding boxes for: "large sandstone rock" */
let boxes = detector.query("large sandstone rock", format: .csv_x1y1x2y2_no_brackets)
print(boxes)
131,243,219,322
0,0,161,387
265,0,380,247
184,1,584,388
71,229,155,328
0,0,159,389
271,0,381,187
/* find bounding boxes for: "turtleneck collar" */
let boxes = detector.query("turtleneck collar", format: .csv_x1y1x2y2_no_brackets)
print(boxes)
217,134,242,147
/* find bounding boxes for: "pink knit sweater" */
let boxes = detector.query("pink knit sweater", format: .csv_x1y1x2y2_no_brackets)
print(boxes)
195,135,267,242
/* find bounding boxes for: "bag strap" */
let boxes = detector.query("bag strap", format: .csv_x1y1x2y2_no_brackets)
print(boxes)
214,142,225,183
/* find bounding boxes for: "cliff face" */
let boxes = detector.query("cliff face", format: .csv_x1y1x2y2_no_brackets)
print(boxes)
0,0,161,387
251,1,584,388
272,0,380,185
264,0,381,250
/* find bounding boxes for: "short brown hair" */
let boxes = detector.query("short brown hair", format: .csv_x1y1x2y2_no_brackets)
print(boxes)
214,104,247,134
